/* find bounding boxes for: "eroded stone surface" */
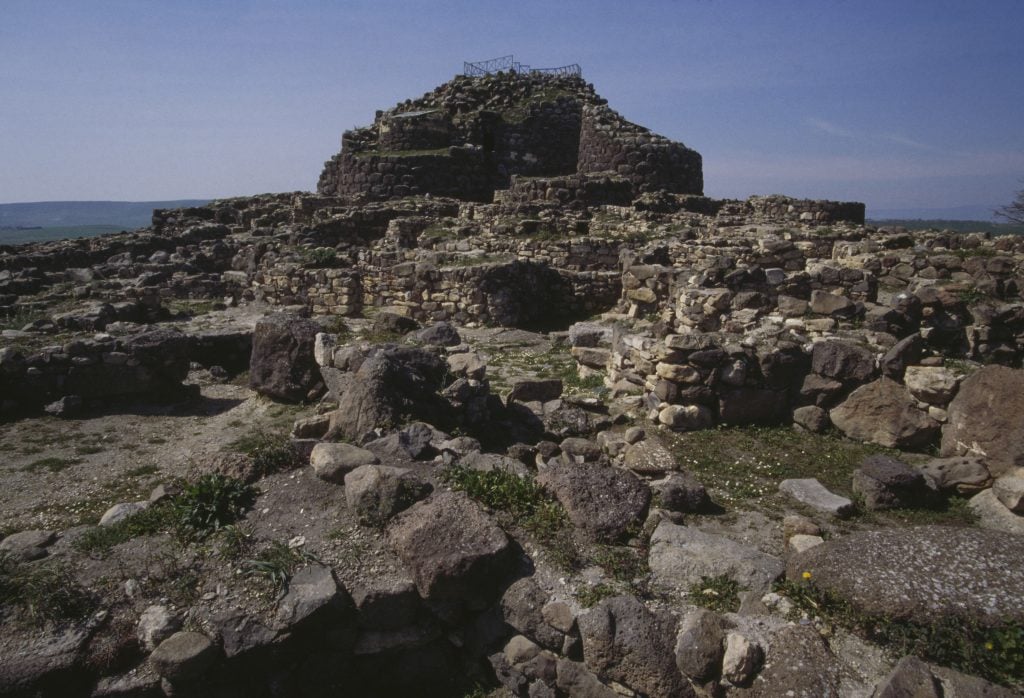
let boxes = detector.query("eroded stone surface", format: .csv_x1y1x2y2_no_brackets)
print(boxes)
788,526,1024,625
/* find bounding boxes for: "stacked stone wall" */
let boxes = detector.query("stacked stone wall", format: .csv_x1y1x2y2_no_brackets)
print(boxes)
577,105,703,196
330,149,491,202
495,173,634,209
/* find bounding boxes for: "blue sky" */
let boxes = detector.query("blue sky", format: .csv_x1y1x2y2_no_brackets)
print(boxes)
2,0,1022,216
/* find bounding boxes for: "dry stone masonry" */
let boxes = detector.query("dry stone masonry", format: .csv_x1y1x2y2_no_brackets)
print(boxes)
1,65,1023,698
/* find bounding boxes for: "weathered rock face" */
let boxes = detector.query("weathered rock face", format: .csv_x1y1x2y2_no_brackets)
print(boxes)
536,461,651,542
648,520,784,594
385,491,515,618
578,596,693,698
248,314,323,402
788,526,1024,625
942,365,1024,475
327,345,451,440
830,377,939,450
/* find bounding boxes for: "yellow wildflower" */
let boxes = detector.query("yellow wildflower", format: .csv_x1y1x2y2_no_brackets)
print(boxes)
802,571,812,580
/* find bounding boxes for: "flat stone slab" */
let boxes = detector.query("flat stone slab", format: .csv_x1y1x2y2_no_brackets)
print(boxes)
778,478,854,517
788,526,1024,625
649,521,784,594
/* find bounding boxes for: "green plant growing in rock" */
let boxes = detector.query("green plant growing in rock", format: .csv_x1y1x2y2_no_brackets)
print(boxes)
174,474,258,539
575,582,618,608
0,553,96,625
245,541,318,594
305,246,339,268
777,578,1024,689
688,574,743,613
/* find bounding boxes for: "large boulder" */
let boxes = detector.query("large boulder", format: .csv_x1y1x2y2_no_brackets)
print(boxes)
578,596,693,698
249,314,324,402
788,526,1024,625
830,377,939,450
941,365,1024,475
344,464,432,526
537,462,650,542
386,491,515,618
327,345,451,440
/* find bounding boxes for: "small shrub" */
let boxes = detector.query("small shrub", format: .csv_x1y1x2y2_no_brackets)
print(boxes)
0,553,95,625
688,574,743,613
174,475,258,538
305,247,339,268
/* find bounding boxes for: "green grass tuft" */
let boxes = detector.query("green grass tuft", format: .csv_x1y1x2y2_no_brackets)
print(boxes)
688,574,743,613
0,553,96,625
777,578,1023,689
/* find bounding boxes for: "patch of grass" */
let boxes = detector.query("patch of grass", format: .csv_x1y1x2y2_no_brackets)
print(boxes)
688,574,743,613
146,436,167,445
23,456,81,473
0,306,49,331
777,578,1023,690
667,426,897,506
950,284,991,300
226,431,300,478
441,464,549,520
75,444,106,455
245,541,318,594
576,583,618,608
0,553,96,625
73,503,177,557
592,545,649,583
174,474,258,539
442,464,578,568
125,464,159,477
871,495,978,528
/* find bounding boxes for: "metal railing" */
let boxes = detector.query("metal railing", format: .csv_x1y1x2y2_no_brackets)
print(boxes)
463,55,581,78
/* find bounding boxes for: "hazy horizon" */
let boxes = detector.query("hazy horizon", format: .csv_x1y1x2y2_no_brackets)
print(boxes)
3,1,1022,212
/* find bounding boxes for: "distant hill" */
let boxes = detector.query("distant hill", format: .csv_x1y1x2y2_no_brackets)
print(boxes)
0,200,210,231
867,218,1024,235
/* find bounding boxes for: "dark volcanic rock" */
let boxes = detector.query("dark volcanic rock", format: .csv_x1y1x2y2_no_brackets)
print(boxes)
327,345,451,440
788,526,1024,625
386,491,515,618
941,364,1024,476
811,340,877,383
249,314,323,402
537,461,650,542
830,377,939,450
578,596,692,698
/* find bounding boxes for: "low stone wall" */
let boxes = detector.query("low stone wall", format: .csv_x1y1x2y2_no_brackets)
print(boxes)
0,329,192,415
495,173,634,208
746,195,866,225
255,265,363,316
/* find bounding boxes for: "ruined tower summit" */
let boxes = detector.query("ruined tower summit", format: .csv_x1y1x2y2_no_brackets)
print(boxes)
317,56,704,203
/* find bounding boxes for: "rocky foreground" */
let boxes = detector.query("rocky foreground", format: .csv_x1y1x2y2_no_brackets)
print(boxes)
0,187,1022,697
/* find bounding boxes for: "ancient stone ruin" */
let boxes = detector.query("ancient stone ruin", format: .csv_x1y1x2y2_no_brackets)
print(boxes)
0,66,1022,697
